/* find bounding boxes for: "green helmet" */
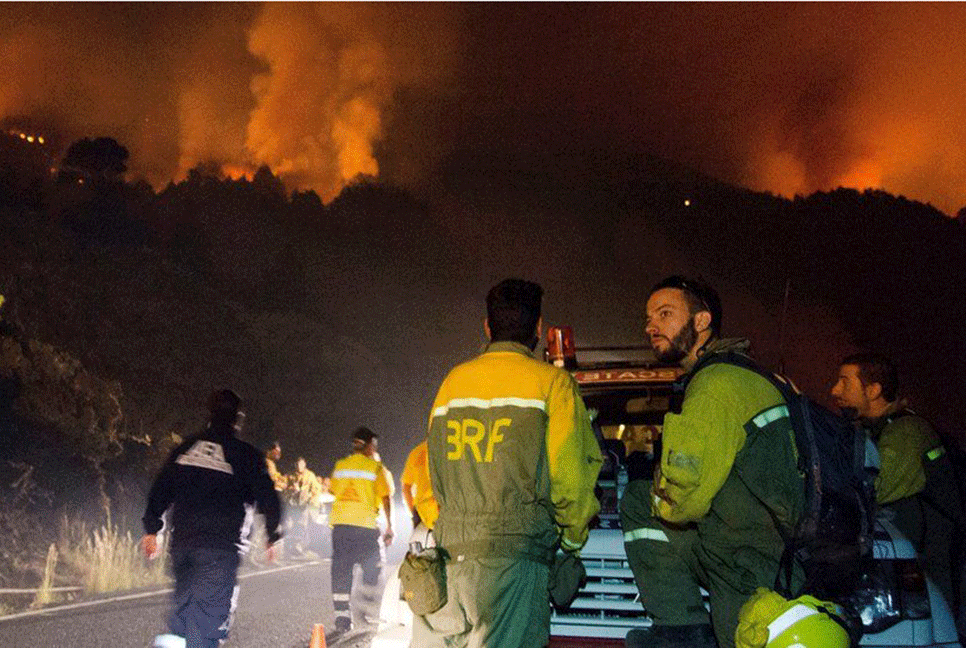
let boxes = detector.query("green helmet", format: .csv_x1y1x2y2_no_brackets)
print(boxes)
766,601,851,647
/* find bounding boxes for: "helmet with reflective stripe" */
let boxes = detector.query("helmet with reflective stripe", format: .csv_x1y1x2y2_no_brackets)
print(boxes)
766,602,850,647
736,588,851,648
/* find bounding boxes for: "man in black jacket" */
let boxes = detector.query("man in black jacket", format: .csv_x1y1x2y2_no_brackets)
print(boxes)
142,389,282,648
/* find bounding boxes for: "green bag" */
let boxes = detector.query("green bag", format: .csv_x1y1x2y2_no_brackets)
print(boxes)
549,551,587,609
398,547,447,616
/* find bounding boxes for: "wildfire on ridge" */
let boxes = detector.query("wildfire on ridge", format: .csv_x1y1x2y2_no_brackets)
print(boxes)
220,164,257,183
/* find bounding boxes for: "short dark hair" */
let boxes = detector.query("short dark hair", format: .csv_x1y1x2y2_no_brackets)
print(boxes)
352,426,378,444
841,353,898,402
486,279,543,345
648,275,722,335
208,389,242,427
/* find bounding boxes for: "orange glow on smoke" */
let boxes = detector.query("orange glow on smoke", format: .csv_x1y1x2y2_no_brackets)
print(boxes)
2,4,963,212
834,160,883,193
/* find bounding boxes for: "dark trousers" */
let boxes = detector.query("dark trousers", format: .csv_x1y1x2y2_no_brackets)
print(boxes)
331,524,382,630
168,547,241,648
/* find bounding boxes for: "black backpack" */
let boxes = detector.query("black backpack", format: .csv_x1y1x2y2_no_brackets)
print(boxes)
675,351,876,599
881,409,965,622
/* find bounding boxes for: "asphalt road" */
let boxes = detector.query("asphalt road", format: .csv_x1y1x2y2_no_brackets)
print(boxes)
0,558,369,648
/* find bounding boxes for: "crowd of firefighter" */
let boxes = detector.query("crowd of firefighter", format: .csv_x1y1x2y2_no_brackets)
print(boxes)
141,277,966,648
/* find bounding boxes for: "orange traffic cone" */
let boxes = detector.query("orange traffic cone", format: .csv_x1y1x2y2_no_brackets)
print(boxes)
309,623,327,648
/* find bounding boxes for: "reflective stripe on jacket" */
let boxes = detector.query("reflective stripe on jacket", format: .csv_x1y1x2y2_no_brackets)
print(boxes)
869,408,942,505
330,453,391,528
656,339,792,524
428,341,602,561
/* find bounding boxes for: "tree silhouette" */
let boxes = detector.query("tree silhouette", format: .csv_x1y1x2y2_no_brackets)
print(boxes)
58,137,129,184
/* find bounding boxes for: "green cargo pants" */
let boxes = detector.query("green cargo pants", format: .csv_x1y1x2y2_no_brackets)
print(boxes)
620,479,792,648
410,555,551,648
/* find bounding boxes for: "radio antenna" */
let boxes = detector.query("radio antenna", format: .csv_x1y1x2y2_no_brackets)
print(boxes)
778,278,791,375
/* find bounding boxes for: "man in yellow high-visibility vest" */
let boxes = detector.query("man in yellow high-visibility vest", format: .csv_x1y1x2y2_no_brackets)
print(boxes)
328,427,393,638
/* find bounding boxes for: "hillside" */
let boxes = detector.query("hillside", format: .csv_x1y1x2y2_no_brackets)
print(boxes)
1,134,964,586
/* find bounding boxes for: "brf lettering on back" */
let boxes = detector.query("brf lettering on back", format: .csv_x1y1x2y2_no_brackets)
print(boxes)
446,418,510,462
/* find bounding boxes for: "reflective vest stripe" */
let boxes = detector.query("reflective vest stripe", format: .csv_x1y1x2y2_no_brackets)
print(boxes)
768,604,819,643
752,405,790,429
432,397,547,417
623,528,670,543
333,469,377,481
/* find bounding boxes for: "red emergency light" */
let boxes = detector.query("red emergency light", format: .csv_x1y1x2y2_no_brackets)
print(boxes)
546,326,578,370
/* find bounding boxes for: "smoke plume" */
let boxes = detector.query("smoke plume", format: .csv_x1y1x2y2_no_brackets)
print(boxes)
2,4,966,212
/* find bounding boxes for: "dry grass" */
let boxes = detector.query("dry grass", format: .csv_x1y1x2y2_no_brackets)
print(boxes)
57,517,170,595
2,511,272,615
30,544,57,608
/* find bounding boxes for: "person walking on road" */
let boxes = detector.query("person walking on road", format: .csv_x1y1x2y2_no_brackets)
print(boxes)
265,441,287,492
287,456,323,557
414,278,603,648
328,426,394,640
142,389,282,648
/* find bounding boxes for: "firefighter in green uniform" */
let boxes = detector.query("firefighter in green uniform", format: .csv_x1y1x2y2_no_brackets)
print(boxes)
622,276,804,648
413,278,603,648
832,353,964,637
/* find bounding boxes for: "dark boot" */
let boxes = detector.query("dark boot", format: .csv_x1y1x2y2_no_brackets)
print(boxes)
625,623,717,648
325,617,352,644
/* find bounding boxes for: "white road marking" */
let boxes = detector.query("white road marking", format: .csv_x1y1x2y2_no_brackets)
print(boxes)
0,586,83,594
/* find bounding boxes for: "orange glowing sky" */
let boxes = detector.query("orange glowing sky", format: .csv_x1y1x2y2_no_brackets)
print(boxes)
2,3,965,213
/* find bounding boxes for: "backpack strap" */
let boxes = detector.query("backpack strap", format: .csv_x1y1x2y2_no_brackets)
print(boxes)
673,350,793,406
677,350,874,601
673,351,805,597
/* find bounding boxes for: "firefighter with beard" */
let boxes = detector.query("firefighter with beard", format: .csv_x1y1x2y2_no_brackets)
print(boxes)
413,279,602,648
621,276,804,648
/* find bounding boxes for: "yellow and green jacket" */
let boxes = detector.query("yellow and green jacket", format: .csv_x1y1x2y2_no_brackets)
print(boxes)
867,404,942,506
288,467,323,506
266,457,287,492
401,440,439,530
428,341,602,561
655,339,804,552
329,452,391,529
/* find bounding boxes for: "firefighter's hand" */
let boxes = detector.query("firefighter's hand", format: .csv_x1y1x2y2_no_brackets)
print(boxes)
653,484,673,505
651,464,673,507
141,534,159,560
265,541,278,564
382,526,394,547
